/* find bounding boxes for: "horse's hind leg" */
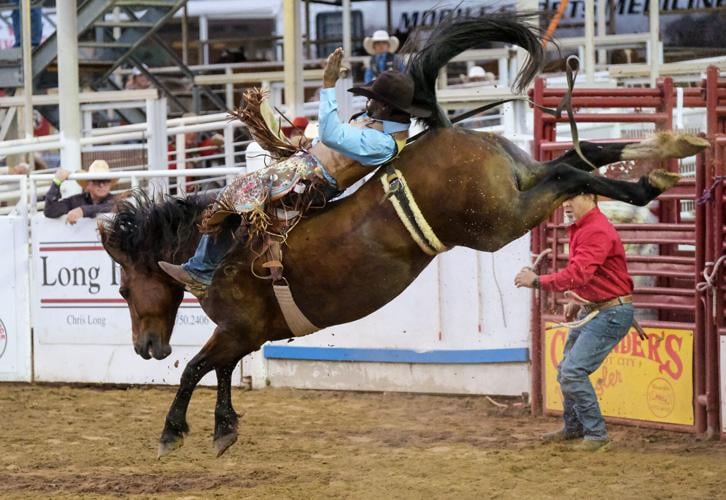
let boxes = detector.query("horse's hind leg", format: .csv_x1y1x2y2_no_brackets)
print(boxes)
512,162,680,232
545,132,709,172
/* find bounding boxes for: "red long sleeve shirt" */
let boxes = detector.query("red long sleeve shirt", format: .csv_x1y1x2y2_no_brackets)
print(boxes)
539,207,633,302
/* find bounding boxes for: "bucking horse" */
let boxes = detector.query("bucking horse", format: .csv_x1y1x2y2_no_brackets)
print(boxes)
99,15,709,457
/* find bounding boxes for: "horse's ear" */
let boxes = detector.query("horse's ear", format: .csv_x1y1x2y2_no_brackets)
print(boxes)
98,221,127,265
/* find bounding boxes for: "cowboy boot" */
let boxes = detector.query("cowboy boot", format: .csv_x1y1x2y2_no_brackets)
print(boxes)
158,261,208,298
571,438,610,452
541,428,584,443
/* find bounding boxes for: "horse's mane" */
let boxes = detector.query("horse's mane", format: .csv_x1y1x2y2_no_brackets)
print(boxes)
404,13,546,128
103,190,211,272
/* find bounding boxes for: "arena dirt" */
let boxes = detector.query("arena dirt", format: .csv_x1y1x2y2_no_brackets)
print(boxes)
1,384,724,499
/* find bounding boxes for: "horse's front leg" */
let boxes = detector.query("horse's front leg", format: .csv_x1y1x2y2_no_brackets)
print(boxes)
213,363,243,457
158,350,215,458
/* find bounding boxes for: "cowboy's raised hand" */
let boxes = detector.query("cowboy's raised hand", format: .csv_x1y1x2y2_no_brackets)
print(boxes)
323,47,344,88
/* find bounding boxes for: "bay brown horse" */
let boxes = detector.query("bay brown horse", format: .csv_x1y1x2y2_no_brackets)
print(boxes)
100,16,709,457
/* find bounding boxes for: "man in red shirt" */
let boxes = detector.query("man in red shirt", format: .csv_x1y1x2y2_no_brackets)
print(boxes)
515,193,634,451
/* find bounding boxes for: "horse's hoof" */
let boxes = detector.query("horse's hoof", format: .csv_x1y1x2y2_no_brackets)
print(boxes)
157,435,184,459
675,134,710,157
622,132,710,161
648,169,680,191
213,431,238,457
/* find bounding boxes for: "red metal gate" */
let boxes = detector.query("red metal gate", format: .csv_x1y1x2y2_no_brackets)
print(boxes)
529,67,725,437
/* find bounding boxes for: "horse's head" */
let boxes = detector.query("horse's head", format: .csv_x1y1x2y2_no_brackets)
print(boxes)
99,191,207,360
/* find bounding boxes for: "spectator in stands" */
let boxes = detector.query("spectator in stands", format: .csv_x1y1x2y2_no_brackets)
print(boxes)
281,116,310,148
44,160,117,224
168,114,225,170
125,66,152,90
514,193,634,452
11,0,43,47
363,30,404,84
460,65,496,85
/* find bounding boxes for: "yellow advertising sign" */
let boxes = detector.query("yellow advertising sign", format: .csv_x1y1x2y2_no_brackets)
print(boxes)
544,324,694,426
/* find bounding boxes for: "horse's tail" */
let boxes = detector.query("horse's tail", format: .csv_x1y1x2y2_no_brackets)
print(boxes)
405,14,546,128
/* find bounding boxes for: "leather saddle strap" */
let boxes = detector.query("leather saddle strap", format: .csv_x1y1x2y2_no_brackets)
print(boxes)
380,165,447,256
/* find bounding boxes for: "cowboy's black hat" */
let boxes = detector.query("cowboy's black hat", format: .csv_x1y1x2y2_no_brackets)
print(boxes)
348,71,431,118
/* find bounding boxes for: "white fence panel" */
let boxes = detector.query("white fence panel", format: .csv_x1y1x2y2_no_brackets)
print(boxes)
31,214,237,385
254,235,532,396
0,215,31,381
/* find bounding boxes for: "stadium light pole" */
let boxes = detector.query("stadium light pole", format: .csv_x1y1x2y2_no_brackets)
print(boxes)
584,0,595,84
283,0,304,118
20,0,34,170
649,0,660,87
57,0,82,192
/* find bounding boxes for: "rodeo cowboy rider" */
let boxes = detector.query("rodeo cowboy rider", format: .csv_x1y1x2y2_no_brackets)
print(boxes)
515,193,635,452
159,47,431,290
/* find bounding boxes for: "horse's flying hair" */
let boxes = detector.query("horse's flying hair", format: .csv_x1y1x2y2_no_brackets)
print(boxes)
403,13,546,128
102,190,212,272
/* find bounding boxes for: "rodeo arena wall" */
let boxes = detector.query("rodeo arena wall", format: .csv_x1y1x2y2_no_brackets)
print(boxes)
0,0,725,438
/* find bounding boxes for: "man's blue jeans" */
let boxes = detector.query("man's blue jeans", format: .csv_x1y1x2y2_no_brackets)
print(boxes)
557,303,634,441
11,0,43,47
182,232,235,285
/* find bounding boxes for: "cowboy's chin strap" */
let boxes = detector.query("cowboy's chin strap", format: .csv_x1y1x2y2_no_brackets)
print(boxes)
380,164,448,256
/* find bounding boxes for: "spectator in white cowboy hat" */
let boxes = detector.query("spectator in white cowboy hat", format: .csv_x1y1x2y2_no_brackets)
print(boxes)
363,29,405,84
44,160,117,224
461,65,496,84
125,65,152,90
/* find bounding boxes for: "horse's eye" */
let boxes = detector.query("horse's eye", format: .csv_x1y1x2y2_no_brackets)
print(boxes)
119,288,130,299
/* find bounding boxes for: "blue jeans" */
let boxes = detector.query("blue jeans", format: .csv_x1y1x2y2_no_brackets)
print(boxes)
182,232,235,285
11,1,43,47
557,303,634,440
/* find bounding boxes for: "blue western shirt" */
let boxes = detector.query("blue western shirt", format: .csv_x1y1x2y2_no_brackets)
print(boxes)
317,87,408,168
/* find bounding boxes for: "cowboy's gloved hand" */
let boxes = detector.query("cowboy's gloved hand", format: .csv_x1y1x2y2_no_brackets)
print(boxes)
323,47,344,88
54,167,70,183
514,267,538,288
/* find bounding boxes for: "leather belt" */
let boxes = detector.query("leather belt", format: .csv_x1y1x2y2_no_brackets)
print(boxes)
590,294,633,312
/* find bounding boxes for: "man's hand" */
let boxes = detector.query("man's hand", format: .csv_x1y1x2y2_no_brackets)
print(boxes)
66,207,83,225
323,47,344,88
54,167,71,183
564,302,581,322
514,267,538,288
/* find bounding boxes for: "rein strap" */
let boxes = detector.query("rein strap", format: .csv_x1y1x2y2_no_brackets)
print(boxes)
381,165,447,256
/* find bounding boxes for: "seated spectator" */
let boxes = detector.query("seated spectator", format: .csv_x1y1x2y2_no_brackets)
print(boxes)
281,116,310,148
458,66,496,85
125,66,152,90
44,160,116,224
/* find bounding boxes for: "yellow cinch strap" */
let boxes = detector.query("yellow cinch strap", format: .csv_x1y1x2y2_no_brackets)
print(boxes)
380,167,447,256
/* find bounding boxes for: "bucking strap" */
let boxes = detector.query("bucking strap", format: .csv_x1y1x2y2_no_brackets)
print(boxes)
380,165,447,256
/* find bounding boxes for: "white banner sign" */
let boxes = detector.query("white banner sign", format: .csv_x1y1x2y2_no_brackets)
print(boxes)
0,216,31,381
31,214,235,385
